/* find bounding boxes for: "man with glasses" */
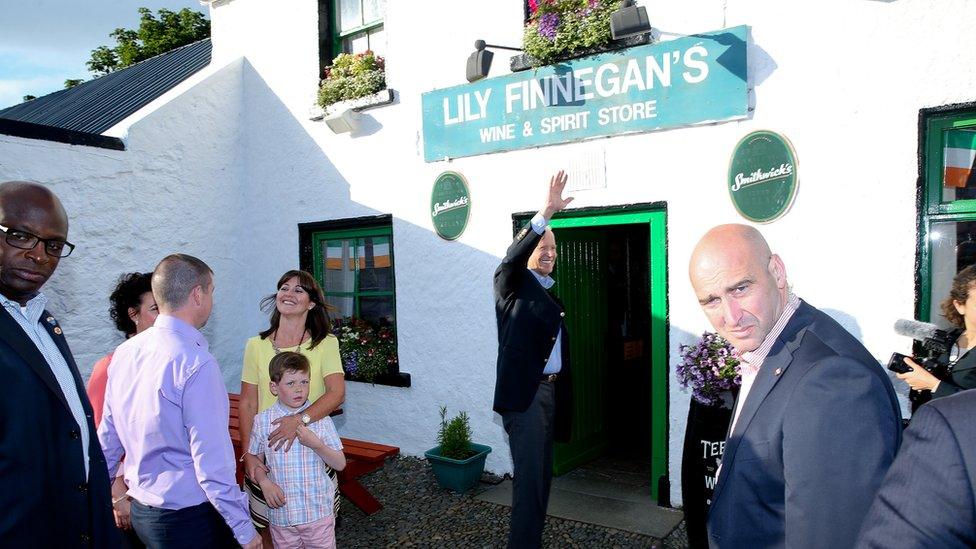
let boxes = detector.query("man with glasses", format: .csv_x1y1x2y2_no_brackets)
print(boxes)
0,181,118,547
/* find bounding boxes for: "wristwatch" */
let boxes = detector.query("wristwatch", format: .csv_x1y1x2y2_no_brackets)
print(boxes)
300,413,312,426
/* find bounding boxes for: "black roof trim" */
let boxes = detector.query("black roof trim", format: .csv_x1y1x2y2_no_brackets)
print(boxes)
0,118,125,150
0,38,211,135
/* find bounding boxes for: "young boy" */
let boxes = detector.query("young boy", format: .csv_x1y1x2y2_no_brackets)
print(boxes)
249,351,346,549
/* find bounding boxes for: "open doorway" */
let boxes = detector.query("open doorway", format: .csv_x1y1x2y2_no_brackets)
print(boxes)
517,205,668,501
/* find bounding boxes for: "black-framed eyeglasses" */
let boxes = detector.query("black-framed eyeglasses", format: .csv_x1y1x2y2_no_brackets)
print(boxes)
0,224,75,258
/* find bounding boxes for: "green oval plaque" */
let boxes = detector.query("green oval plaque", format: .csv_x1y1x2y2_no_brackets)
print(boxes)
431,171,471,240
728,131,798,223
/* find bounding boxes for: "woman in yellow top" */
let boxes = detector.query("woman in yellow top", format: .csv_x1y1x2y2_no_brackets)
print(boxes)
239,270,345,523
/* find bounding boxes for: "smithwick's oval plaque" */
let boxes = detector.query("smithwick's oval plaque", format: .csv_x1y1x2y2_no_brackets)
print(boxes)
728,131,799,223
431,171,471,240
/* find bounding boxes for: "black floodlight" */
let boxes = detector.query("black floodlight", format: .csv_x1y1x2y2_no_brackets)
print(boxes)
611,1,651,40
466,40,522,83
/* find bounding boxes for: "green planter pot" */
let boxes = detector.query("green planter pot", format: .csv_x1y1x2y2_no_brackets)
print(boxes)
424,443,492,493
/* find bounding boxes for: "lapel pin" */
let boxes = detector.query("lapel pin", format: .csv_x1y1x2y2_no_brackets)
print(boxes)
46,316,57,325
774,367,782,376
53,327,63,335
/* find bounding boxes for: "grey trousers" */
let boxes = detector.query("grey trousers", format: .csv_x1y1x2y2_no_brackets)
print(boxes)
502,381,556,549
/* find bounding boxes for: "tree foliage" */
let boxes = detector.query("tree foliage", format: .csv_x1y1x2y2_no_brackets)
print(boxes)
86,7,210,76
63,79,84,89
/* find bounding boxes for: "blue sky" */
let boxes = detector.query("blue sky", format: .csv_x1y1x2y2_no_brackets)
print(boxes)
0,0,204,109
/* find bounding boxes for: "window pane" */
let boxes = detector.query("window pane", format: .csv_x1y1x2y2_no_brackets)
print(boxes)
344,32,370,54
338,0,363,33
367,26,386,57
363,0,385,24
928,220,976,326
326,295,355,320
322,239,355,294
359,295,395,326
358,236,393,292
941,128,976,202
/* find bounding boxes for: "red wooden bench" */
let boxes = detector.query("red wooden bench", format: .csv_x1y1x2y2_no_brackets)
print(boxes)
337,438,400,514
228,393,399,515
228,393,246,486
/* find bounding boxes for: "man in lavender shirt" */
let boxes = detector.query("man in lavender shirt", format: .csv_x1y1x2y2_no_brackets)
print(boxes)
98,254,260,548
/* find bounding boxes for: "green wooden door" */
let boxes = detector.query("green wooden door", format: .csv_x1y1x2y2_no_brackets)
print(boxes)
552,228,610,475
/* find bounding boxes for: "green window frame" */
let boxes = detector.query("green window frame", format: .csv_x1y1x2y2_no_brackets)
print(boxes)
299,215,409,387
917,105,976,322
328,0,385,57
312,225,395,320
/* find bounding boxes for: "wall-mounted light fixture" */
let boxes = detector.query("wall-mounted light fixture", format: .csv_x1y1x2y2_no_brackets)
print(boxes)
466,40,523,83
610,1,651,40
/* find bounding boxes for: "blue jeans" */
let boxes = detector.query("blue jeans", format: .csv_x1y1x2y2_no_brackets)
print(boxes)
129,500,238,549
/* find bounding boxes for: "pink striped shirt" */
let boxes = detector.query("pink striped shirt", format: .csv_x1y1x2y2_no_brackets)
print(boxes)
729,293,801,435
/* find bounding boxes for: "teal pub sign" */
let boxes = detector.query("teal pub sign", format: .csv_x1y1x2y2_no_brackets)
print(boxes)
421,26,749,162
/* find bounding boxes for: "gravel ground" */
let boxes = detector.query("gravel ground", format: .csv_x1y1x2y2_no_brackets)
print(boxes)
336,456,688,548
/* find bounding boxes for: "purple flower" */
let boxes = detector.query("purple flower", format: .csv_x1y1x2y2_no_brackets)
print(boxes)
539,12,559,40
677,332,741,406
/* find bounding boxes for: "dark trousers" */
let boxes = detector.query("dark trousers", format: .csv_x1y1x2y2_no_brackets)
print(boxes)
130,500,238,549
502,381,556,549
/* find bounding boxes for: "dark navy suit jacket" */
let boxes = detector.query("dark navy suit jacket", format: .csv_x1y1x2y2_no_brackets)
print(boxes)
493,223,572,441
707,300,902,548
0,306,118,547
857,389,976,548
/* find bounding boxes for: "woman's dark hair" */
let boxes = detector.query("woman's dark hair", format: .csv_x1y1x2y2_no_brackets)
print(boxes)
941,264,976,328
259,270,332,349
109,272,154,337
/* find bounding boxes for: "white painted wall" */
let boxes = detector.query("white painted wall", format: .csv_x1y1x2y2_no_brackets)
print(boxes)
0,59,249,389
3,0,976,506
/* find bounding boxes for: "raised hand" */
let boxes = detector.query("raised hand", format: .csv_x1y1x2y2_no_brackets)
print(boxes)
543,169,573,219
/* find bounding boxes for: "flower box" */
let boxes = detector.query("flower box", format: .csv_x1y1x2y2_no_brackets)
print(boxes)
510,34,651,72
515,0,653,71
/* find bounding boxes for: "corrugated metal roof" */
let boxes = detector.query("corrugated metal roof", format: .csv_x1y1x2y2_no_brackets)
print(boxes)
0,38,212,135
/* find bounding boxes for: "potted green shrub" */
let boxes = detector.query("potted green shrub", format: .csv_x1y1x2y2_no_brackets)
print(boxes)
424,406,492,493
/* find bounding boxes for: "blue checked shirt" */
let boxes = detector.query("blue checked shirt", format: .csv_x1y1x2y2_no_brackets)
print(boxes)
530,212,562,375
249,400,343,526
1,291,89,478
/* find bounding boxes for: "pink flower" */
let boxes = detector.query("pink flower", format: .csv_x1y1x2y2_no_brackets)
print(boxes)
528,0,538,13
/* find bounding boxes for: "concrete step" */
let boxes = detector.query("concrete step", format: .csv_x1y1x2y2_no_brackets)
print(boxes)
475,478,683,539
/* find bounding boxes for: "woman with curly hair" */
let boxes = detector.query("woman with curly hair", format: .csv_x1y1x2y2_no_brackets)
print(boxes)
898,264,976,400
86,271,158,547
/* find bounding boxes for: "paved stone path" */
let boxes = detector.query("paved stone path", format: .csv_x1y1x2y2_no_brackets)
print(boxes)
336,456,688,548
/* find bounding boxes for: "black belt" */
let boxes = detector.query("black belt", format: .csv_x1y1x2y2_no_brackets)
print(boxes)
541,373,559,383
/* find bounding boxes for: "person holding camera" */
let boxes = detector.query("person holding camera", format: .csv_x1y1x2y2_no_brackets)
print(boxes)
899,265,976,399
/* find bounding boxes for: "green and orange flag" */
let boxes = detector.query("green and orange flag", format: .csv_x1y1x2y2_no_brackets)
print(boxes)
944,129,976,188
